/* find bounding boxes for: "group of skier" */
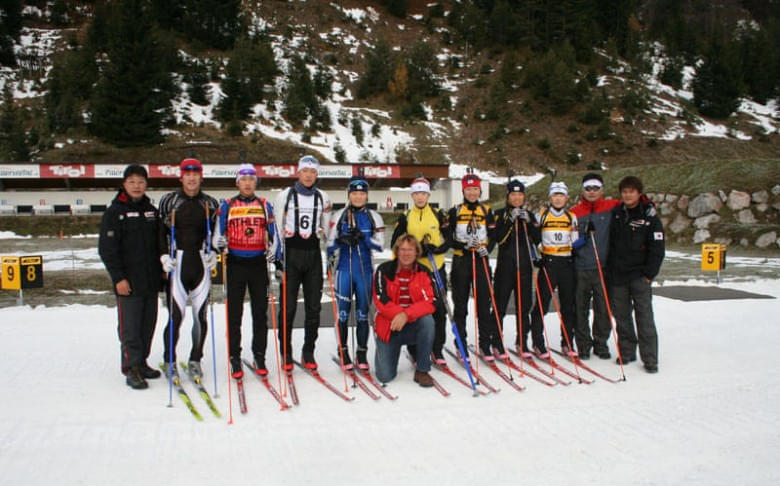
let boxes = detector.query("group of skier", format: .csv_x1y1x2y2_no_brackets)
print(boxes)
99,156,664,392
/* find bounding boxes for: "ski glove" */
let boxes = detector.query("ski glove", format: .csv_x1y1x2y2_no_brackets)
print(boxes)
572,236,586,250
585,221,596,234
273,261,283,281
511,207,530,223
160,255,176,273
533,257,545,269
422,243,437,255
465,236,480,249
336,233,359,247
204,251,218,270
327,253,337,270
476,245,489,258
351,227,365,240
213,234,228,250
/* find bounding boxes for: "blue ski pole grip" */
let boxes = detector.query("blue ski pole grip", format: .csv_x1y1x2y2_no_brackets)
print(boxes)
427,252,444,290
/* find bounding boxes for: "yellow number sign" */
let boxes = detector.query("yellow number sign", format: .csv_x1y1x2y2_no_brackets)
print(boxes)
1,256,21,290
701,244,726,271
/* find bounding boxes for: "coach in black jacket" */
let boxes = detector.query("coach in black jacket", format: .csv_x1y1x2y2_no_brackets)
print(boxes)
607,176,665,374
99,164,163,389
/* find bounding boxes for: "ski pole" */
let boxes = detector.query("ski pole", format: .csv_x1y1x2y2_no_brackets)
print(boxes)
267,266,286,411
589,232,627,381
540,265,584,383
348,210,358,359
479,254,514,380
167,210,176,408
272,219,289,397
512,219,525,371
205,204,219,397
426,250,479,396
326,260,350,392
222,250,234,424
470,248,480,378
521,221,557,375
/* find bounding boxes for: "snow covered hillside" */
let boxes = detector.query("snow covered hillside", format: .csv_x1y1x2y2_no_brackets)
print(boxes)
1,277,778,485
1,2,777,169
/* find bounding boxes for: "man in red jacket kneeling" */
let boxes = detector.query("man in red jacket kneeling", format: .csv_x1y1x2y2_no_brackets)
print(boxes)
373,234,436,387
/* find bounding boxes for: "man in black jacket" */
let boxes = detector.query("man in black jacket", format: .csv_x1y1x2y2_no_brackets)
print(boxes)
99,164,163,389
607,176,665,373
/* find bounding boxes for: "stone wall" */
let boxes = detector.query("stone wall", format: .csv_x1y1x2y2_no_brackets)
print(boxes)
648,184,780,248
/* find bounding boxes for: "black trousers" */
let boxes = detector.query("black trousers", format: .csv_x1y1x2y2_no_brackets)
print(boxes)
226,254,269,361
493,260,533,350
609,277,658,366
117,293,157,374
277,247,323,356
530,256,576,350
451,252,497,350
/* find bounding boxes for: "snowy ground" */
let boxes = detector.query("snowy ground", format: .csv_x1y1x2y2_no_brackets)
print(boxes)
1,275,779,485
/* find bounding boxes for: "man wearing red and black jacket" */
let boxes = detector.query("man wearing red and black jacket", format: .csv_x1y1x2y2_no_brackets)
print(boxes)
372,234,436,387
570,173,620,359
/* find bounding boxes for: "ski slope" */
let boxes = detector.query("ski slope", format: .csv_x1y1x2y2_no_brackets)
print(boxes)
0,279,778,485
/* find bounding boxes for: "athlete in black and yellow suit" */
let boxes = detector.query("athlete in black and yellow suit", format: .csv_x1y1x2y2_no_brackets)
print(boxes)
446,173,503,358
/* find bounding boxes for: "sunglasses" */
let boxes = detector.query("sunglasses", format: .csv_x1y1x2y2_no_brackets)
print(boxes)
181,165,202,172
584,185,602,192
237,169,256,176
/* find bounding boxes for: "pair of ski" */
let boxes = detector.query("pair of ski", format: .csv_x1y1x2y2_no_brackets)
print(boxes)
461,346,526,392
508,348,600,384
331,356,398,401
243,360,292,410
550,349,622,383
160,362,222,421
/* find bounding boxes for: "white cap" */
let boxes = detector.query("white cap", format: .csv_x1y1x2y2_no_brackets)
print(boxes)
549,181,569,196
235,163,257,182
297,155,319,172
410,177,431,194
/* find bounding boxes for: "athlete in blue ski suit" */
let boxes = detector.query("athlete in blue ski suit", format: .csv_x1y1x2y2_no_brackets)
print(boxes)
326,177,385,369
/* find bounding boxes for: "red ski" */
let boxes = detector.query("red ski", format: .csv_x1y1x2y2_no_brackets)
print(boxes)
445,347,500,393
468,346,524,392
432,359,490,395
359,369,398,401
551,349,622,383
243,359,291,409
509,349,571,385
497,353,557,387
331,356,381,400
294,361,355,402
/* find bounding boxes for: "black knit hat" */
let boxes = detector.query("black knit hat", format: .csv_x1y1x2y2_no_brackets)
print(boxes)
123,164,148,181
507,179,525,194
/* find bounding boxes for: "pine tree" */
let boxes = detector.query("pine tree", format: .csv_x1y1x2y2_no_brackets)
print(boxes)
357,40,394,99
406,42,439,99
218,38,277,122
693,36,743,119
0,85,29,161
739,28,776,104
283,56,318,127
183,0,243,50
88,0,178,147
186,61,211,106
0,0,23,66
